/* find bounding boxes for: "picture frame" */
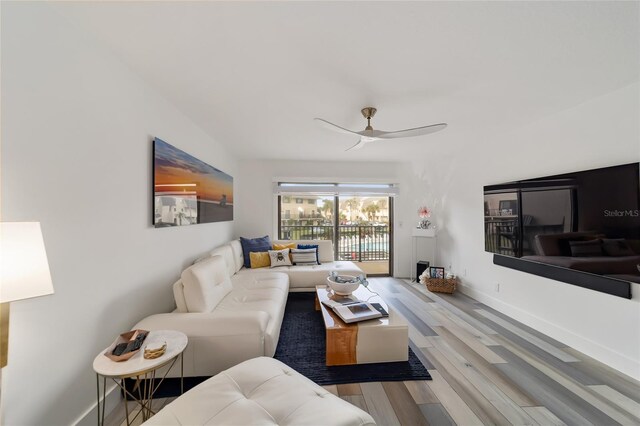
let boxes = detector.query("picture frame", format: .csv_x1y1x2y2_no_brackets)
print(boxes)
153,138,233,227
429,267,445,279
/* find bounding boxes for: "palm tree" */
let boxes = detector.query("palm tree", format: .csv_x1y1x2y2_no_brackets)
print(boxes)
343,198,359,222
363,204,380,222
375,198,388,223
321,199,334,219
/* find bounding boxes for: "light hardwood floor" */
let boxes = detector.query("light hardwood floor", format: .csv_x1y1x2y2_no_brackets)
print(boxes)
105,278,640,425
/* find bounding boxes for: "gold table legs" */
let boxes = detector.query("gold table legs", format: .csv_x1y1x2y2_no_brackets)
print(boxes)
96,353,184,425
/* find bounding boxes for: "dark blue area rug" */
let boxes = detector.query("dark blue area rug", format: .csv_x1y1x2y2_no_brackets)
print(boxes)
274,292,431,385
125,291,430,398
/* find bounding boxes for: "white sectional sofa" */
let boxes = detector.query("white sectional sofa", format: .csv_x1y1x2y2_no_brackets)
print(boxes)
135,239,363,377
135,254,289,377
239,239,364,291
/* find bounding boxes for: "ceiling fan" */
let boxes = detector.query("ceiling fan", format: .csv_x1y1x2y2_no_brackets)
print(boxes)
315,107,447,151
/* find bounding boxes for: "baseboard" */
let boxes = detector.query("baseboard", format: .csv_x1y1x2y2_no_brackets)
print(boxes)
73,382,120,426
457,283,640,381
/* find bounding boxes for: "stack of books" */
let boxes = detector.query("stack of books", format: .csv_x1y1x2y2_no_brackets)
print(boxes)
321,295,388,324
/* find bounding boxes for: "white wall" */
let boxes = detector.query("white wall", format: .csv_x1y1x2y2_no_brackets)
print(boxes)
236,159,428,278
1,3,238,424
415,83,640,379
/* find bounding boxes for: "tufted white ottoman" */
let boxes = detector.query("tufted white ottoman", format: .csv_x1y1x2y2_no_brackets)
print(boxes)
143,357,376,425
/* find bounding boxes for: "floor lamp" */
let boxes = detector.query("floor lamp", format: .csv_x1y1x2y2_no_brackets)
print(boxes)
0,222,54,367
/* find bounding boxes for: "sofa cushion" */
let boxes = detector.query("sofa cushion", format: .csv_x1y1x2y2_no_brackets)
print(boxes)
298,244,320,263
249,251,271,268
569,239,603,257
240,236,272,268
273,242,296,251
534,232,600,256
217,284,288,356
232,271,289,294
181,256,232,313
284,262,364,289
602,238,636,256
172,280,188,313
273,239,334,263
291,248,319,265
143,357,376,426
236,260,364,290
210,244,236,277
268,248,292,268
273,242,295,261
229,239,244,273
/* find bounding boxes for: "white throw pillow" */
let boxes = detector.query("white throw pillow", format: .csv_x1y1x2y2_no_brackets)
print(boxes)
181,256,232,312
291,248,319,265
268,248,292,268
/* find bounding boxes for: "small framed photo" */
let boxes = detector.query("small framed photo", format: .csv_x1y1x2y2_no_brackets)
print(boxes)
430,267,445,279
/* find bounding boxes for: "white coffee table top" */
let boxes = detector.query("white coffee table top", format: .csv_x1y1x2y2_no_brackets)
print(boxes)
93,330,188,378
316,284,405,329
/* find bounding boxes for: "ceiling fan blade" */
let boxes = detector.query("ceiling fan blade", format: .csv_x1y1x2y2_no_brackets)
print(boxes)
377,123,447,139
314,118,361,136
355,129,384,139
345,138,368,151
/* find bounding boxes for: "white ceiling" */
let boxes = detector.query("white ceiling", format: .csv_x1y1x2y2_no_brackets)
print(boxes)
50,1,639,161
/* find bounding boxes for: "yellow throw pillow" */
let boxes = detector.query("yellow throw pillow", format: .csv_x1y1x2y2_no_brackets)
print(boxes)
249,251,271,268
273,243,296,261
273,243,296,250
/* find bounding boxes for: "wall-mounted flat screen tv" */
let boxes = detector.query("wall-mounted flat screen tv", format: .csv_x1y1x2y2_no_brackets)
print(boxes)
153,138,233,227
484,162,639,293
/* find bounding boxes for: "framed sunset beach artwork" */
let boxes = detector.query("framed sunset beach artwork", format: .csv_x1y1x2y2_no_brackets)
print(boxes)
153,138,233,227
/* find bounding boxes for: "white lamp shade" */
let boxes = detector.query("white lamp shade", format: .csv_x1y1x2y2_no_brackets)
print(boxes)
0,222,54,303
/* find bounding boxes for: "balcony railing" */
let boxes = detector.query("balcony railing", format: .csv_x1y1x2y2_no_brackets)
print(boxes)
279,225,390,261
280,225,334,241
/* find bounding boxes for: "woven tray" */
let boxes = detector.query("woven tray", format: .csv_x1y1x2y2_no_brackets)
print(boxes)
424,278,457,294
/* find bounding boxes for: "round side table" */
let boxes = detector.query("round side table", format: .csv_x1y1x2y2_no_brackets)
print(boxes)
93,330,188,426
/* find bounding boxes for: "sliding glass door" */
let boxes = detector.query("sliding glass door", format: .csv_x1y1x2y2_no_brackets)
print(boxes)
336,196,391,275
278,191,393,276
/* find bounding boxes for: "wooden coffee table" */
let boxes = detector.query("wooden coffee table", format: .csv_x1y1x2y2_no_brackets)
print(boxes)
315,285,409,366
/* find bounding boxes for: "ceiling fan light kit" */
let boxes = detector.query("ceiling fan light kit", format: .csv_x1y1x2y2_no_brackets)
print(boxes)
315,106,447,151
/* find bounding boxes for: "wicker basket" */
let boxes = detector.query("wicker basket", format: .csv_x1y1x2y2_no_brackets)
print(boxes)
423,278,457,294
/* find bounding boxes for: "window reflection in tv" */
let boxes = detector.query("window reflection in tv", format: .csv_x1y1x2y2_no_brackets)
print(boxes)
484,163,640,284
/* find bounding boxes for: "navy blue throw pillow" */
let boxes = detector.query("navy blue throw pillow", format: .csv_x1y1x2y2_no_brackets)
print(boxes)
240,236,272,268
297,244,320,264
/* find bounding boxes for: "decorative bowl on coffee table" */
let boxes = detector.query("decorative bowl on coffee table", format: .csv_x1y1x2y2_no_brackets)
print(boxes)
326,275,360,295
